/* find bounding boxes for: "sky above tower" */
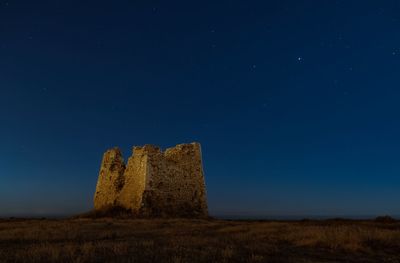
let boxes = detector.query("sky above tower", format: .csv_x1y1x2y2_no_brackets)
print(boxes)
1,0,400,218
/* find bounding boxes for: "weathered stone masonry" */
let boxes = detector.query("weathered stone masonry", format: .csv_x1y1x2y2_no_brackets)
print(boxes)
94,142,208,217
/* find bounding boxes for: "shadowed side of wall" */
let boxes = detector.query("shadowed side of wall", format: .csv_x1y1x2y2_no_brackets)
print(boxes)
117,146,154,213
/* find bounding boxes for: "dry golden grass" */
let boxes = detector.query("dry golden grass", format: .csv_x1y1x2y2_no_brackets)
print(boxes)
0,218,399,262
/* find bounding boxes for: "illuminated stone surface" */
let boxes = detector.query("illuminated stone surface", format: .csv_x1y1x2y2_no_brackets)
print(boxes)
94,142,208,217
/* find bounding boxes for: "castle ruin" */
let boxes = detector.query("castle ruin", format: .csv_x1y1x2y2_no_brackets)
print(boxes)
94,142,208,217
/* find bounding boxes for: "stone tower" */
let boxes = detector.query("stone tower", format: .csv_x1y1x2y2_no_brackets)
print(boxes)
94,142,208,218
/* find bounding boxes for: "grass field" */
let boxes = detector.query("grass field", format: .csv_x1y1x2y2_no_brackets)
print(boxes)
0,217,399,262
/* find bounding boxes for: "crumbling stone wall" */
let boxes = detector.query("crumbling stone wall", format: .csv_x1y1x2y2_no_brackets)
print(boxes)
93,142,208,218
94,148,125,210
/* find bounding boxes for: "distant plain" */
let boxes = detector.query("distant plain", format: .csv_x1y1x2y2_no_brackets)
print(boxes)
1,217,400,262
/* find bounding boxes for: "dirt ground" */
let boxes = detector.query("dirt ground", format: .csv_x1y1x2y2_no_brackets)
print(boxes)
1,218,399,262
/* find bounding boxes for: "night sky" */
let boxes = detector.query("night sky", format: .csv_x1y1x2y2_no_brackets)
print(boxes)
1,1,400,218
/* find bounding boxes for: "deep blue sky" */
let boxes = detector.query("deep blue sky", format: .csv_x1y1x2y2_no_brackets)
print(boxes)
1,1,400,217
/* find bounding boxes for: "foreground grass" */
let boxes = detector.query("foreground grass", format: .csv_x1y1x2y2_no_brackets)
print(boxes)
0,218,400,262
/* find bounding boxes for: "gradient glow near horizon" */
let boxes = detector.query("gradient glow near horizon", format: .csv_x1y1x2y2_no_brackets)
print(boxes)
1,1,400,217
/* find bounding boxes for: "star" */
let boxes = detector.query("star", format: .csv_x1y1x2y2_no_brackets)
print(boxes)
297,57,302,62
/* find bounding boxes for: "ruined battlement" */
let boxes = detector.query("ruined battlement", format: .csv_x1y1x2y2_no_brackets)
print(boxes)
133,145,161,155
94,142,208,218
